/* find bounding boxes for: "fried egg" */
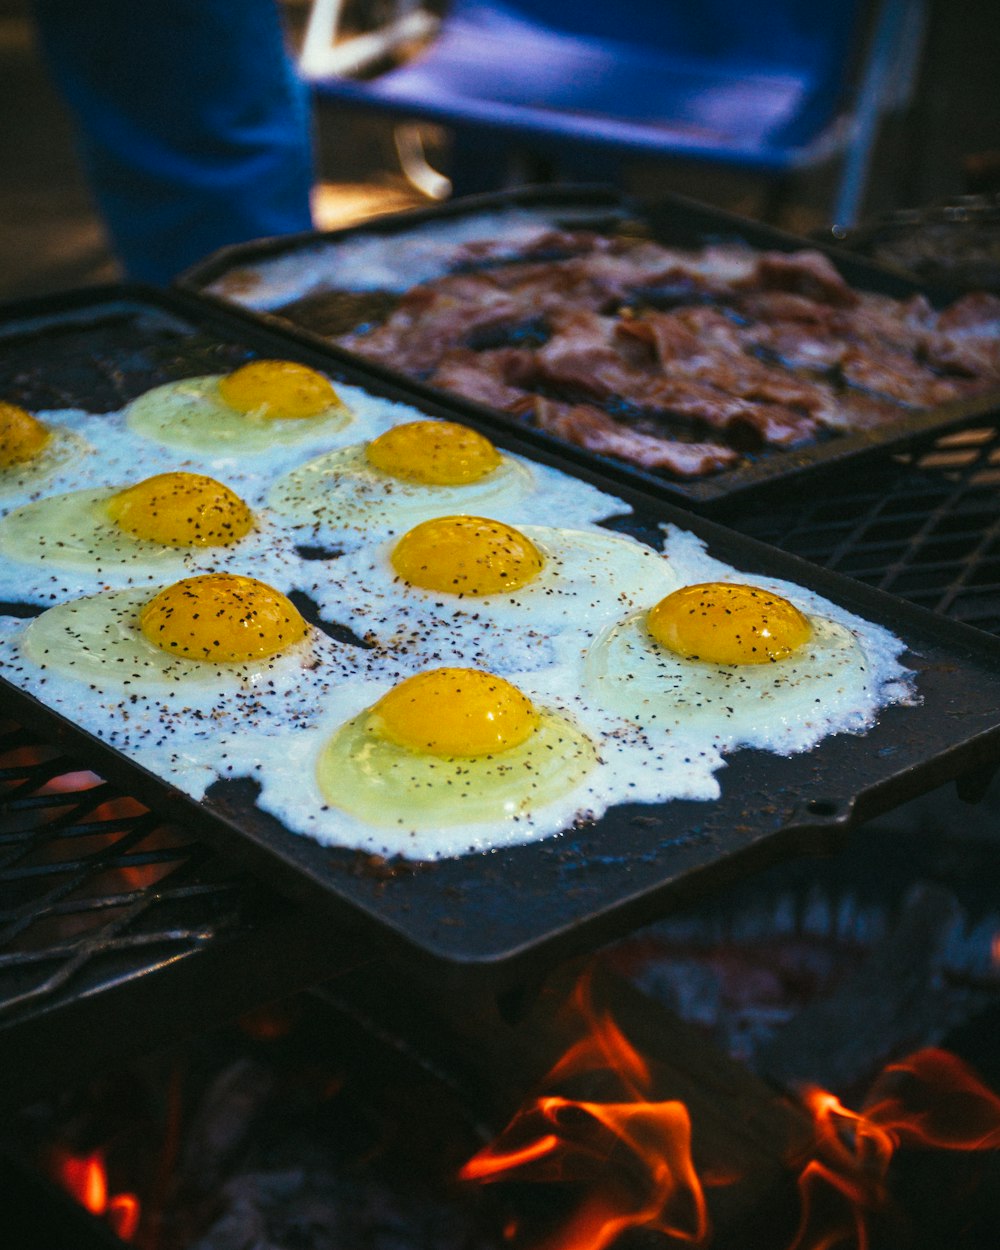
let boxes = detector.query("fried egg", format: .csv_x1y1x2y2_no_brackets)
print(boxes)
267,418,624,544
268,419,531,534
0,401,91,498
583,580,909,754
250,667,600,857
0,472,306,603
125,360,353,453
306,515,682,673
21,573,308,688
5,574,374,764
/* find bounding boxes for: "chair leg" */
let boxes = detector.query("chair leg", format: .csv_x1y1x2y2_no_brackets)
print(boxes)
831,0,929,227
394,123,452,200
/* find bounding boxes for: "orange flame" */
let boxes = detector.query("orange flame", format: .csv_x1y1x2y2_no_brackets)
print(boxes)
57,1149,107,1214
53,1148,141,1243
790,1048,1000,1250
865,1048,1000,1151
459,974,709,1249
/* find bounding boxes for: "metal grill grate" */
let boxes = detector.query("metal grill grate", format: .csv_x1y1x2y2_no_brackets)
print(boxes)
729,421,1000,635
0,719,254,1021
0,719,356,1111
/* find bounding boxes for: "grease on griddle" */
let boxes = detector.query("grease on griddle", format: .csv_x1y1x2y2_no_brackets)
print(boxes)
0,309,251,413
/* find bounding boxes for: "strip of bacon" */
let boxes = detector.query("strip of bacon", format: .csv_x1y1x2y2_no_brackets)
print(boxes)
430,347,537,414
533,398,740,477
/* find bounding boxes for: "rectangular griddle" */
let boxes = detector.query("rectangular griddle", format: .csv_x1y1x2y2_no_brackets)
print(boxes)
2,285,1000,999
177,184,1000,513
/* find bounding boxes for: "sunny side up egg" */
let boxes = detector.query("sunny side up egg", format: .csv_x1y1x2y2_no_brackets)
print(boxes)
305,514,683,675
0,471,306,603
124,360,353,453
268,419,531,538
584,579,911,756
0,400,91,499
9,573,371,754
313,667,599,854
236,662,632,859
20,572,309,692
267,418,625,545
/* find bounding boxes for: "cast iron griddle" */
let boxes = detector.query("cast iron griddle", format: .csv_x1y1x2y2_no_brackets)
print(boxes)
2,286,1000,998
178,184,1000,514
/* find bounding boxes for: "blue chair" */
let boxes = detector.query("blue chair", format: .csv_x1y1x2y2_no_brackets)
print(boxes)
300,0,927,226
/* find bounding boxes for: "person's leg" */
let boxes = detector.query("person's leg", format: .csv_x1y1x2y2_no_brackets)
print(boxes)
31,0,315,283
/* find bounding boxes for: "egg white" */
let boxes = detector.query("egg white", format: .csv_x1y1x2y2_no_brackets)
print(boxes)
0,419,93,502
218,664,729,859
124,375,354,454
1,584,375,759
0,492,305,604
583,609,896,755
300,524,682,675
267,436,626,549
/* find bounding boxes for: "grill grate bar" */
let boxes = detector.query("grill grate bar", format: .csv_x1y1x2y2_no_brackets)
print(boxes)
0,830,183,940
0,758,91,793
0,870,227,1018
0,787,118,817
0,848,200,888
0,845,218,935
0,807,162,854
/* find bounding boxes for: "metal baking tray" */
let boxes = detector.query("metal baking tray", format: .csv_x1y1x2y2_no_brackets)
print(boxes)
2,285,1000,1000
178,184,1000,513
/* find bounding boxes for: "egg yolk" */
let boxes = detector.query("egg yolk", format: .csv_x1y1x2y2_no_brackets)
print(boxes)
105,472,254,547
391,515,544,596
365,420,502,485
0,401,51,467
217,360,339,419
139,573,308,662
371,667,540,756
647,582,812,665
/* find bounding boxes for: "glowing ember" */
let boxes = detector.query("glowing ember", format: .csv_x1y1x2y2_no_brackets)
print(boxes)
459,974,710,1249
53,1147,141,1243
107,1193,142,1241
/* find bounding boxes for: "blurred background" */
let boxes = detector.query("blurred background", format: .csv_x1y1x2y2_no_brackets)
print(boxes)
1,0,999,302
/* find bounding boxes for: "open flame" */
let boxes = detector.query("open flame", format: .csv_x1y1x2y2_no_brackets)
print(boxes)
459,973,710,1249
53,1147,141,1242
460,966,1000,1250
790,1048,1000,1250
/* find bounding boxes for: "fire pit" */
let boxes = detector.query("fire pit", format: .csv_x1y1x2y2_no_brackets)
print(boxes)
5,937,1000,1250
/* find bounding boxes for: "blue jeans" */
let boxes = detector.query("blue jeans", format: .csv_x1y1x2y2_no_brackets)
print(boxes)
32,0,315,284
